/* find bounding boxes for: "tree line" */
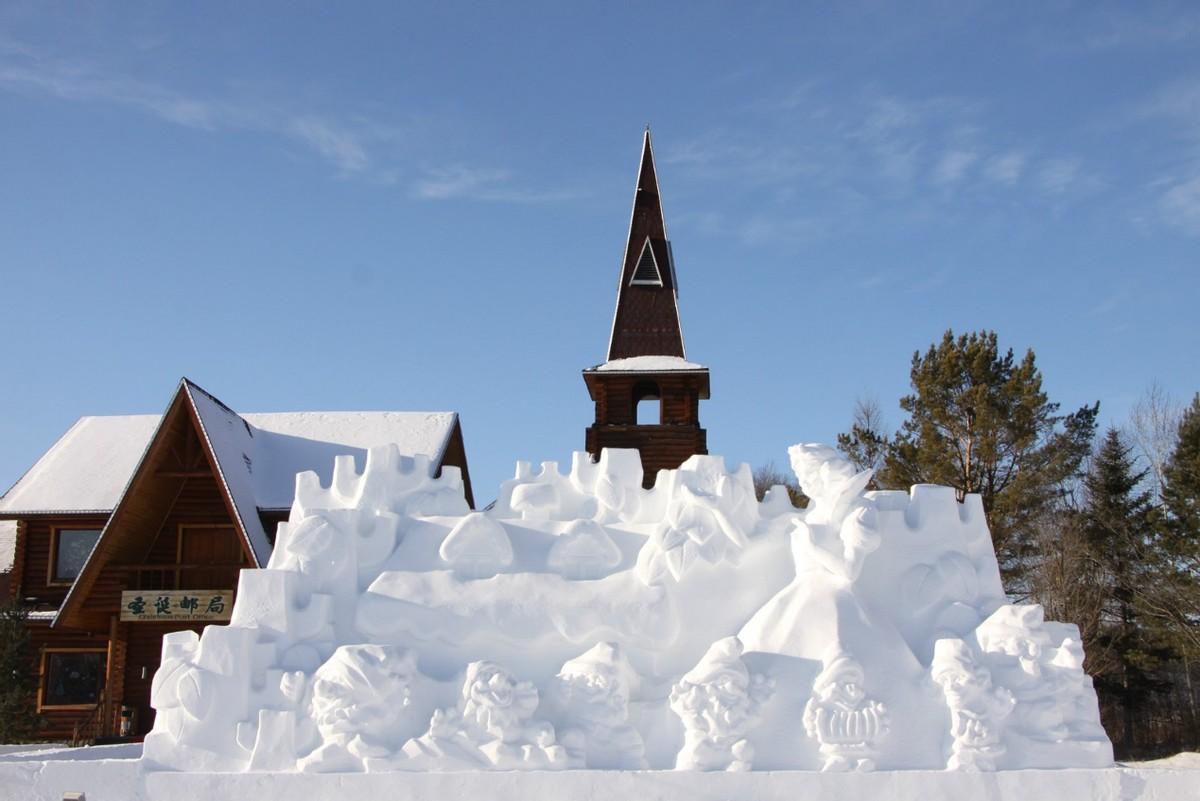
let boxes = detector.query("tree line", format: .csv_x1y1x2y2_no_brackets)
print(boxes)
764,329,1197,759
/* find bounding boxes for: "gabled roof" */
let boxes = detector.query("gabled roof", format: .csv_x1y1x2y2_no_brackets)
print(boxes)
606,129,687,362
0,398,460,516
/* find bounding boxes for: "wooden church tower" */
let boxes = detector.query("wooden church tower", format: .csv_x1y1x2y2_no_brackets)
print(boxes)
583,130,710,487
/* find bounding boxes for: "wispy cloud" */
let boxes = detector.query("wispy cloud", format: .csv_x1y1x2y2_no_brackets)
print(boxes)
982,151,1026,186
662,86,1104,245
286,116,370,173
1160,174,1200,235
411,165,576,203
0,43,572,202
1034,157,1082,195
0,55,374,175
933,149,978,185
1134,77,1200,236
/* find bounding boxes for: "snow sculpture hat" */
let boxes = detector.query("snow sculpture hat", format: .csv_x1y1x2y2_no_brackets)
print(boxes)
559,642,640,696
681,637,748,686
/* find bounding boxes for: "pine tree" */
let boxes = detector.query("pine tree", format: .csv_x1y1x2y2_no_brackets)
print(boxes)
0,601,41,743
1081,428,1169,756
1163,393,1200,560
1159,393,1200,742
876,330,1098,590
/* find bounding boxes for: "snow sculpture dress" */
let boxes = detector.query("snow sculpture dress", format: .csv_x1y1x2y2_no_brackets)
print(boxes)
738,444,883,661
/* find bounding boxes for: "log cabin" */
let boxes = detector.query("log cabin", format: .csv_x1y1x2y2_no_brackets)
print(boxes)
0,378,472,742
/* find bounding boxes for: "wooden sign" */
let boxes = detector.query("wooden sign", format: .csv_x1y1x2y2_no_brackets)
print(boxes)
120,590,233,622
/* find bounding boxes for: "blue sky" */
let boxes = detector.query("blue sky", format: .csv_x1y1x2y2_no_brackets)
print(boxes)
1,1,1198,501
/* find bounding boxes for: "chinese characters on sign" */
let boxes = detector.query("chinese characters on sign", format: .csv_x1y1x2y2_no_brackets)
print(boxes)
120,590,233,622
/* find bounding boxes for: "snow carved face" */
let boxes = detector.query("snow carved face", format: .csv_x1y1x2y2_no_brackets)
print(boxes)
788,444,857,502
461,661,538,742
310,644,417,744
670,665,753,737
814,661,867,709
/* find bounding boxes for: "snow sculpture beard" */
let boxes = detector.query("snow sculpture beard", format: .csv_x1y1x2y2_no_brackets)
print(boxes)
670,637,771,772
802,649,889,772
931,638,1014,771
461,661,538,744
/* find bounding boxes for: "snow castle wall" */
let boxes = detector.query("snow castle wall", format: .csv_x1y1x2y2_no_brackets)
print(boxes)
140,444,1112,774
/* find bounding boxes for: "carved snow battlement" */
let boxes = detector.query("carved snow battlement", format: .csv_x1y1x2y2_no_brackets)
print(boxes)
291,443,469,519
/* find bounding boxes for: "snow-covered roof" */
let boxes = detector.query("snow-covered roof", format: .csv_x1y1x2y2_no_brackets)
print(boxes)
0,408,459,516
586,355,708,373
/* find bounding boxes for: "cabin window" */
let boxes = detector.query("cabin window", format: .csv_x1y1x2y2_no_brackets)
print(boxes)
40,650,106,708
50,528,101,584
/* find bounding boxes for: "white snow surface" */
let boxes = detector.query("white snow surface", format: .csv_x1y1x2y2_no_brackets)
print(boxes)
588,355,707,372
0,409,459,515
135,443,1114,776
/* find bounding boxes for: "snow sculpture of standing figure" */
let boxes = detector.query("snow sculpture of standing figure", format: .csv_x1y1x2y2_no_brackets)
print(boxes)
931,638,1014,771
402,660,567,770
670,637,773,771
550,642,647,769
738,443,881,658
802,647,889,771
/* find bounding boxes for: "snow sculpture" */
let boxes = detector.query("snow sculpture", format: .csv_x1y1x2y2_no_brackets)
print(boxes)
142,441,1112,774
636,459,759,585
439,512,514,578
669,637,772,771
547,519,623,579
298,645,421,772
549,642,646,769
931,638,1014,771
802,648,889,771
972,604,1110,765
402,661,567,770
739,443,880,658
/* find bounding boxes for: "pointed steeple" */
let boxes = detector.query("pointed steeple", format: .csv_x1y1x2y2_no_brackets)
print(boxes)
584,131,709,487
607,128,685,361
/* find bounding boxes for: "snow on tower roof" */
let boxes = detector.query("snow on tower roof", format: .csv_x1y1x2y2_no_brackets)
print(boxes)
585,356,709,373
0,402,460,516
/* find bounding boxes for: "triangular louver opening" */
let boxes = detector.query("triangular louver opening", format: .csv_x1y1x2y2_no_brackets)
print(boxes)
630,238,663,286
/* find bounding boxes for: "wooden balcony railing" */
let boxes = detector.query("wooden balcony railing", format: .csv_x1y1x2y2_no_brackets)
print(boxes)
108,563,248,591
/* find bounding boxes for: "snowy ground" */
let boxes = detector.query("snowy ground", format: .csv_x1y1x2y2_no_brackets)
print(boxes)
1,745,1198,801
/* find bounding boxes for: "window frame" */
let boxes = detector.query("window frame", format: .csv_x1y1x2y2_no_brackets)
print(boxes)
47,526,102,586
37,648,108,711
629,237,664,286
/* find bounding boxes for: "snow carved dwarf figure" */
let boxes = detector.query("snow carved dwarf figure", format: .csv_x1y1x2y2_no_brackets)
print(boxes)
403,660,566,770
670,637,773,771
931,638,1015,771
551,642,646,769
299,644,420,771
802,648,889,771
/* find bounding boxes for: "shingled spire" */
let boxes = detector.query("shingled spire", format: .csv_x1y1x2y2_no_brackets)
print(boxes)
584,130,710,487
607,128,685,361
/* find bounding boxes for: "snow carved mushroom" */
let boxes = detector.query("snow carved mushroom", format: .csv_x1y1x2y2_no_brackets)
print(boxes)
439,513,514,578
548,519,623,579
